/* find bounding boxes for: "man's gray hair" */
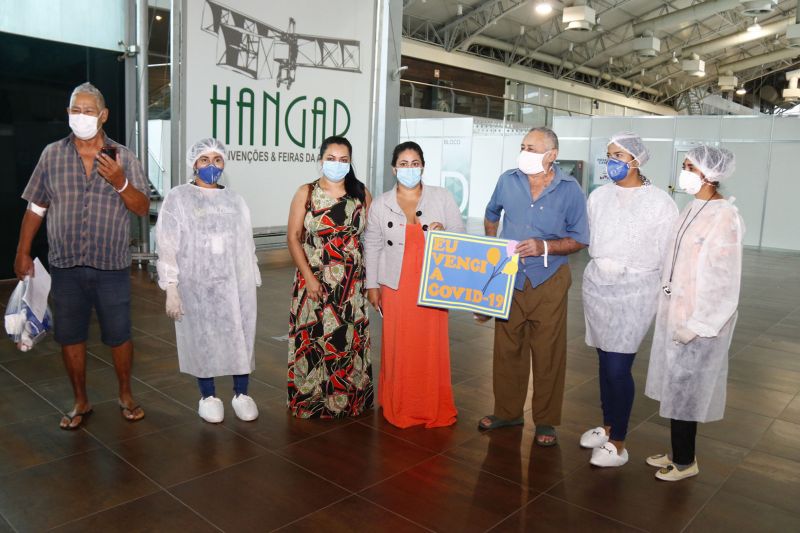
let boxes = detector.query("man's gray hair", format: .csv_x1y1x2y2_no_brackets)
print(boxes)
70,82,106,109
527,126,559,150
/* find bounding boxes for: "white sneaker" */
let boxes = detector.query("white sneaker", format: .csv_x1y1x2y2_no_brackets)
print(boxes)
198,396,224,423
590,442,629,467
646,453,673,468
231,394,259,421
655,461,699,481
580,426,609,449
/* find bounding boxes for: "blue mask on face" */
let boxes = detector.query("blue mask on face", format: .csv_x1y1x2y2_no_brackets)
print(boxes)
606,158,630,182
196,164,223,184
322,160,350,182
396,167,422,188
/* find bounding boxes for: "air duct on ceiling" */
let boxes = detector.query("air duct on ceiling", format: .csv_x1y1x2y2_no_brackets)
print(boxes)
718,48,800,72
563,5,596,32
634,34,661,57
784,68,800,101
788,1,800,48
718,71,739,90
633,0,740,35
739,0,778,16
682,54,706,77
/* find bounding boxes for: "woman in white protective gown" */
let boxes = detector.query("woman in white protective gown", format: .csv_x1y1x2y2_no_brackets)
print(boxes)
155,138,261,423
579,132,678,468
645,144,744,482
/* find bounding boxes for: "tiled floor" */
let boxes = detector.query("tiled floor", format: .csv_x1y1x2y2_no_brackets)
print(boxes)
1,247,799,532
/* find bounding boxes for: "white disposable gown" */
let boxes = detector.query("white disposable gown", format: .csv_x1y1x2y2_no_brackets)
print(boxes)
155,184,259,377
645,198,744,422
583,183,678,353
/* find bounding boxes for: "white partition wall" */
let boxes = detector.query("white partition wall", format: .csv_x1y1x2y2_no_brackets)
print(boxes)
554,115,800,251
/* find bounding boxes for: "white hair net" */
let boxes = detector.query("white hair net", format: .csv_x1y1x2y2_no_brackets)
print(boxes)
187,138,226,168
608,131,651,166
686,145,736,182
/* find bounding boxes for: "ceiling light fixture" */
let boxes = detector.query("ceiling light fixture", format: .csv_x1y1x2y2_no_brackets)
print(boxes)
736,87,747,95
535,1,553,16
155,14,163,21
747,17,761,32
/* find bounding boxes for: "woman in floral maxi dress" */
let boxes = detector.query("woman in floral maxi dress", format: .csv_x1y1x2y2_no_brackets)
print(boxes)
286,136,373,418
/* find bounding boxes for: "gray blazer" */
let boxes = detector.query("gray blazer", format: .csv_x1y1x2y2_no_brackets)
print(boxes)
364,185,466,290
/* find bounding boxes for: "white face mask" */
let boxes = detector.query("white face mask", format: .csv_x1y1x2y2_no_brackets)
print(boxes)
68,113,101,140
678,169,703,195
517,150,548,175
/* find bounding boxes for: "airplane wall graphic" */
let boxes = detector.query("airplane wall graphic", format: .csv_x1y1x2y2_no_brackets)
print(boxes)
201,0,362,89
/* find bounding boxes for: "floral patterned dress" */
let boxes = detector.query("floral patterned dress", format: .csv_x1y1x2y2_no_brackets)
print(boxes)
288,180,373,418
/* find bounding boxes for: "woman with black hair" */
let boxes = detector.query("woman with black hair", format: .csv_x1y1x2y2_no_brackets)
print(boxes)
286,135,374,418
364,141,464,428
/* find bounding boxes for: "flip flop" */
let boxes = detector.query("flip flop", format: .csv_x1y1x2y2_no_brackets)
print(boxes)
535,425,558,447
118,402,145,422
60,408,93,431
478,415,524,431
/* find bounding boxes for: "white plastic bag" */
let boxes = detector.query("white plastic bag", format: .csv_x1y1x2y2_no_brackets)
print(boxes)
4,278,53,352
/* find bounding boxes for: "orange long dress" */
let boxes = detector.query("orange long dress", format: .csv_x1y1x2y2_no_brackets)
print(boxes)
379,223,457,428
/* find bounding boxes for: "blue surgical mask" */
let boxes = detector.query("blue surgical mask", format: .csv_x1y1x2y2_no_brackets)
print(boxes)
196,164,223,184
396,167,422,188
606,158,630,182
322,160,350,182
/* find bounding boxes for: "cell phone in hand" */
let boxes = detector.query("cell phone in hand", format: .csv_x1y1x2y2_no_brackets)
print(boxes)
100,146,117,160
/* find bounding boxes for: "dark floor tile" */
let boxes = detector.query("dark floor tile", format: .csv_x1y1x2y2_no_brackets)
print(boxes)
276,422,435,491
719,451,800,517
360,455,537,533
755,419,800,463
274,494,427,533
0,367,19,390
356,406,481,453
88,335,177,365
128,355,189,389
0,448,158,531
30,366,148,411
0,335,60,364
0,515,11,533
170,452,345,531
82,390,197,445
779,394,800,424
0,384,57,426
111,422,267,487
724,380,795,418
130,314,178,337
490,494,641,532
250,339,291,388
0,413,101,476
51,491,218,532
727,359,800,395
445,425,587,493
685,489,800,533
563,377,659,427
452,375,502,416
3,349,108,384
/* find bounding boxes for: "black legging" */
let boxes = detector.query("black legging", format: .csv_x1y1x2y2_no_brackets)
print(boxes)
671,418,698,465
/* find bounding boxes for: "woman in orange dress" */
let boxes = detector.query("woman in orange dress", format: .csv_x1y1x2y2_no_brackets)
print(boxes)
364,142,465,428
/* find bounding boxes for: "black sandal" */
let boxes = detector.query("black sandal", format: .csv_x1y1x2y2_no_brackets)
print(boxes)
60,408,93,430
119,402,145,422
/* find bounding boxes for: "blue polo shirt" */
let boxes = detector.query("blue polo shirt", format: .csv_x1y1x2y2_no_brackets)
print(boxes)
485,164,589,290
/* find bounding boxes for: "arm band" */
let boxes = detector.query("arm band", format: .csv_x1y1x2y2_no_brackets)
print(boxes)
115,178,129,194
543,240,549,268
27,202,47,217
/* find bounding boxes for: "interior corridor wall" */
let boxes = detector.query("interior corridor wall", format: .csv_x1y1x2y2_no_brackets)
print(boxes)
554,115,800,251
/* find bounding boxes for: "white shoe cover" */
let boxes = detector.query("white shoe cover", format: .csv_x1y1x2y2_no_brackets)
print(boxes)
590,442,629,467
198,396,224,423
580,426,609,449
231,394,259,421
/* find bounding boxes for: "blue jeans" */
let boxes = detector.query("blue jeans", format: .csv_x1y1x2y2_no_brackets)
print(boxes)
597,349,636,441
198,374,249,398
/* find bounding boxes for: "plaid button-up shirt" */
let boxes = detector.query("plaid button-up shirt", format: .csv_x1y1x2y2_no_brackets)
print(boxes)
22,133,148,270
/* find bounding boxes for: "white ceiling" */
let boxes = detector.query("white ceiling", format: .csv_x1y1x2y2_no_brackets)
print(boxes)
403,0,800,107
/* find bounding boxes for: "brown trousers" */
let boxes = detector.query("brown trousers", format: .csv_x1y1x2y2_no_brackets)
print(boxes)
492,264,571,426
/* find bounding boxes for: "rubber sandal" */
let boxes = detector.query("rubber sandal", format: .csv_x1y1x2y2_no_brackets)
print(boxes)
60,408,93,431
534,425,558,447
478,415,524,431
118,402,145,422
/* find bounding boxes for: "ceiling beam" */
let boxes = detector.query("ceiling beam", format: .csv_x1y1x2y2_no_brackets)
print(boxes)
438,0,527,52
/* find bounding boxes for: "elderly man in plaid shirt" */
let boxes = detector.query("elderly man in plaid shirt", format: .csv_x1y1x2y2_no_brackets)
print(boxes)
14,82,150,430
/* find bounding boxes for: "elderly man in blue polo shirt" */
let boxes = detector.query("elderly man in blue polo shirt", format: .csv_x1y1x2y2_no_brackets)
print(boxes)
478,127,589,447
14,82,149,430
